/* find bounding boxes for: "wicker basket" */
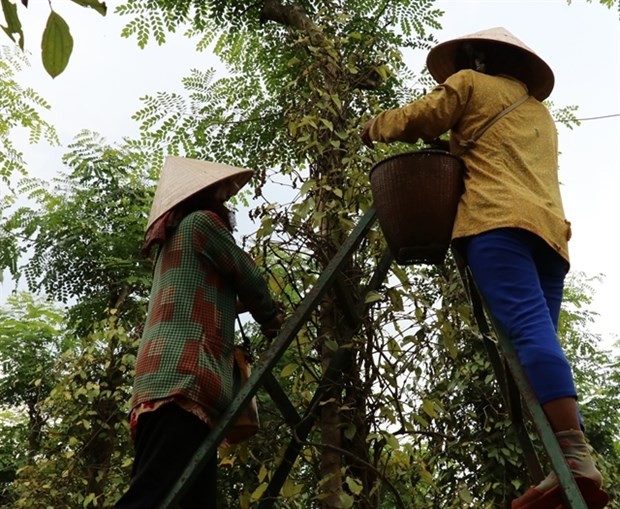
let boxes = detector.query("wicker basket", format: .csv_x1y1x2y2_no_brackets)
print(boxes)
370,150,464,265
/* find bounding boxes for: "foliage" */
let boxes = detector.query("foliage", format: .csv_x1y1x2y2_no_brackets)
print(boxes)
567,0,620,18
8,313,138,508
2,131,154,330
0,293,72,502
0,0,617,508
0,133,156,505
559,272,620,504
0,294,67,505
0,292,67,410
0,46,58,287
0,46,58,185
0,0,107,77
0,131,152,506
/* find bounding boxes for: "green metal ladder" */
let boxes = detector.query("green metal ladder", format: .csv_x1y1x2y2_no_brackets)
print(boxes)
159,207,588,509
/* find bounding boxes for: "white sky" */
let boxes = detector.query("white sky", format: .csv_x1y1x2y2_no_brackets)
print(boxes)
3,0,619,346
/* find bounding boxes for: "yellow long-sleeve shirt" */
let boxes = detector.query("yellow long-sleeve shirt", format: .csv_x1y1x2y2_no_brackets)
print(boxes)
368,69,571,263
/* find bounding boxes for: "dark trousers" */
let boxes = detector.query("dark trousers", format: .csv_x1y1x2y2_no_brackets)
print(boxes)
115,403,217,509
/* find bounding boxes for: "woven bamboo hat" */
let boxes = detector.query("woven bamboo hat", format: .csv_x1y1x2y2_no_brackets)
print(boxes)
146,155,254,230
426,27,554,100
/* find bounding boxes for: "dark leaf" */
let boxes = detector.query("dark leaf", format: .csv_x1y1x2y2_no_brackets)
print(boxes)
1,0,25,49
70,0,107,16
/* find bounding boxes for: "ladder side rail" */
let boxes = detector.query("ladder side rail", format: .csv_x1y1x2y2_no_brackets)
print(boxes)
258,249,394,507
453,250,546,483
466,272,510,401
503,356,546,483
159,207,378,509
261,371,303,427
471,275,588,509
462,266,546,483
258,347,352,508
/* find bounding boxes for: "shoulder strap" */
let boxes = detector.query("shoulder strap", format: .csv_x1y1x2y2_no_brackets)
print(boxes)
456,93,530,156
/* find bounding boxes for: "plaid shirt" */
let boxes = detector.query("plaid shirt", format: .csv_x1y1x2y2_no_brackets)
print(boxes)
131,210,277,423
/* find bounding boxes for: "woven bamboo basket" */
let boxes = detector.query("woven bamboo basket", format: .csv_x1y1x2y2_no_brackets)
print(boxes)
370,150,464,265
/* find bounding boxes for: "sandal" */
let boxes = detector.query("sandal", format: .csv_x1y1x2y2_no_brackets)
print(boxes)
512,477,609,509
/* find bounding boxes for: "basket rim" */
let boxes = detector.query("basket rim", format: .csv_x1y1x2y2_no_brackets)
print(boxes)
369,149,462,178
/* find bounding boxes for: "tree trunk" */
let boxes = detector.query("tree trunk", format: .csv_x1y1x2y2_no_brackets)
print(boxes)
345,357,377,509
85,310,128,500
26,402,45,459
319,290,344,507
258,1,377,504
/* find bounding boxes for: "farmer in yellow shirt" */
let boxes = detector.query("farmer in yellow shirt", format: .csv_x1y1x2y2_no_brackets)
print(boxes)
362,27,608,509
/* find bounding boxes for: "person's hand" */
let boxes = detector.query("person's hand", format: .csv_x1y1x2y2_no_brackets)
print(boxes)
261,311,285,340
360,119,375,149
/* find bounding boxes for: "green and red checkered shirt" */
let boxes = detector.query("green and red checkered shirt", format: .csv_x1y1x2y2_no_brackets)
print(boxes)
131,210,278,426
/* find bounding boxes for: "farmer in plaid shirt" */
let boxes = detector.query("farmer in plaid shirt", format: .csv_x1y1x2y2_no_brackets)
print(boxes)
116,156,284,509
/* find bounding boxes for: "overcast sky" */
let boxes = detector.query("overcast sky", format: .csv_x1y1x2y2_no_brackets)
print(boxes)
4,1,619,346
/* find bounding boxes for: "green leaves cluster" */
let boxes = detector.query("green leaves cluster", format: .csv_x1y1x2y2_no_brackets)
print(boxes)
0,47,58,188
0,292,67,502
559,272,620,503
4,131,153,329
0,137,151,506
8,313,138,508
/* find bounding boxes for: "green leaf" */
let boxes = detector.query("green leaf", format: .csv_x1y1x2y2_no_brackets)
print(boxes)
459,486,473,503
422,399,438,419
343,423,356,440
281,477,302,498
345,476,363,495
1,0,24,48
250,482,268,502
280,363,298,378
300,179,315,195
324,339,338,352
339,492,354,509
364,290,382,303
385,433,399,450
41,11,74,78
319,118,333,131
70,0,107,16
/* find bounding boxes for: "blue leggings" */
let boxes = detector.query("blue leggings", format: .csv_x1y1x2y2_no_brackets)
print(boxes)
464,228,577,405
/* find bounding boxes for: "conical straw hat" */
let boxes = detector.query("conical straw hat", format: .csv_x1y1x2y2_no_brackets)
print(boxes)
426,27,554,100
146,156,254,230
